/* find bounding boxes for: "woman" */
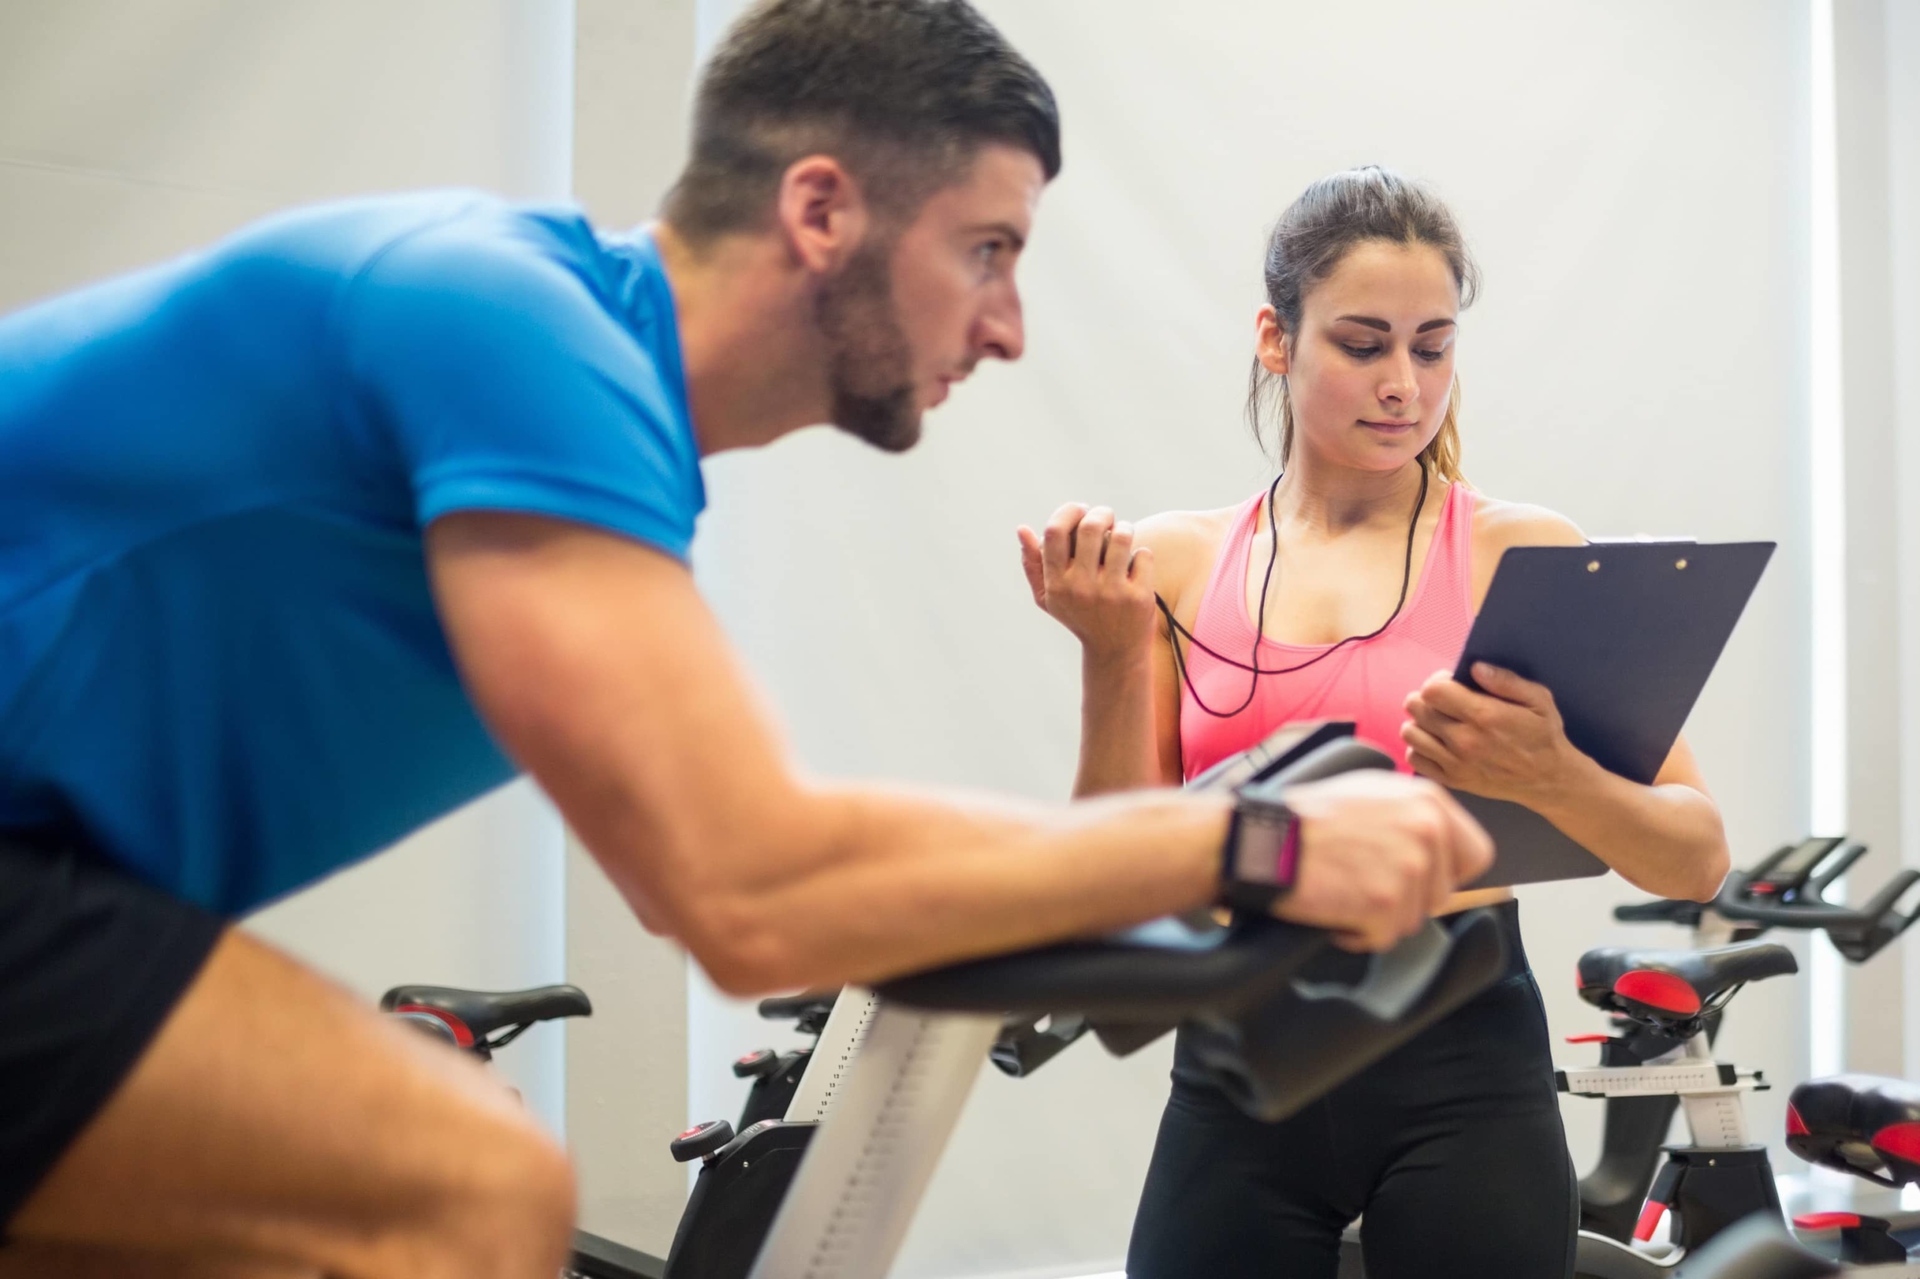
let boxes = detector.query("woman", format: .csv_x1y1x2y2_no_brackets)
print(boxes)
1016,167,1730,1278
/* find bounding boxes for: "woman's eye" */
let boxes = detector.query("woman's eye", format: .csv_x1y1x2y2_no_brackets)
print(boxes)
1414,348,1448,363
1341,344,1381,359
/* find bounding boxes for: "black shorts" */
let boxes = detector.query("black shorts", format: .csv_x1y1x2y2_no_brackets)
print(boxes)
0,826,225,1228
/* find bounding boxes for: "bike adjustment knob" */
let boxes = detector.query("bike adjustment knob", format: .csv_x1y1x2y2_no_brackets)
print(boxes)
669,1120,734,1163
394,1010,463,1048
732,1048,780,1080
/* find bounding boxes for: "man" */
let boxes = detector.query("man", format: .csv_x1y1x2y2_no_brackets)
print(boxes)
0,1,1492,1275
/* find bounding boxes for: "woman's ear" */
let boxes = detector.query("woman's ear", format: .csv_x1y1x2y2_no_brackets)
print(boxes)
1254,304,1291,377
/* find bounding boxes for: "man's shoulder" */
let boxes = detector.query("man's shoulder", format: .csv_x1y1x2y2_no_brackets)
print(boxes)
332,195,677,378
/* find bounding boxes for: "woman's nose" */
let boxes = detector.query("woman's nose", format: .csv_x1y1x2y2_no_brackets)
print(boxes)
1380,352,1420,404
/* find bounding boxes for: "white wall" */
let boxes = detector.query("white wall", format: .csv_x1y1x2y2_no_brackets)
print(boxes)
0,0,577,1132
1880,0,1920,1080
567,0,701,1255
1835,0,1908,1081
686,1,1816,1275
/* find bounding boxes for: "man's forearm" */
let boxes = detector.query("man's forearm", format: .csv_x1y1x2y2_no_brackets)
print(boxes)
431,513,1485,999
679,783,1228,993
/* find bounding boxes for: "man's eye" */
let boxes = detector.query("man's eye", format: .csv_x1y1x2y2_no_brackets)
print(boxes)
977,241,1005,263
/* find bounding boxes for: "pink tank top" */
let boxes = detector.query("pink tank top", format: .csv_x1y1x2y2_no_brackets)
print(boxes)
1179,482,1477,781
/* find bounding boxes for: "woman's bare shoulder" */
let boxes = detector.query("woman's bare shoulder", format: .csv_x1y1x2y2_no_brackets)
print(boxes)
1470,491,1587,552
1132,506,1238,607
1135,506,1237,564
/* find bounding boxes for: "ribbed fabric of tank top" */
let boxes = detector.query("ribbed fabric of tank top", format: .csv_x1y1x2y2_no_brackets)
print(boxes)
1178,481,1476,782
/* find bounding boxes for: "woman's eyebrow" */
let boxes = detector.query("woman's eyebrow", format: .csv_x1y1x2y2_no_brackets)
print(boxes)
1333,315,1458,334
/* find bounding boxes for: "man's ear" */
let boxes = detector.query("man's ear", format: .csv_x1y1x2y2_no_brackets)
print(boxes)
1254,304,1291,377
775,155,871,274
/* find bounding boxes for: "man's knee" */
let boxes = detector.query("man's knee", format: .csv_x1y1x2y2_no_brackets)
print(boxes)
418,1107,576,1279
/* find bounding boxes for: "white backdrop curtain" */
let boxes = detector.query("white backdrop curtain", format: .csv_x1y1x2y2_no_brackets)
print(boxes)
686,2,1815,1274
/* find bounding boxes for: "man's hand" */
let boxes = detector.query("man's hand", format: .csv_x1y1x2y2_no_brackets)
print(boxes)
1273,771,1494,950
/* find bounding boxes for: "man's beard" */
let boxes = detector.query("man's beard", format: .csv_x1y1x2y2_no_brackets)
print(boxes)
814,241,921,453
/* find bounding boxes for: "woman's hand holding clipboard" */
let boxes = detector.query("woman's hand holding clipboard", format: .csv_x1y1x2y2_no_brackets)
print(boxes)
1401,662,1587,808
1432,540,1774,889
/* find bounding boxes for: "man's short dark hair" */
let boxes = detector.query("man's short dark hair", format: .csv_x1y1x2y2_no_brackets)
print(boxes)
663,0,1061,245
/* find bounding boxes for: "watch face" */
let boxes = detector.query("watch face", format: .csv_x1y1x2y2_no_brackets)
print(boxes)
1234,810,1293,886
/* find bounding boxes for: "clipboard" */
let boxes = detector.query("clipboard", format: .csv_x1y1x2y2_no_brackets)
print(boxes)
1450,539,1775,889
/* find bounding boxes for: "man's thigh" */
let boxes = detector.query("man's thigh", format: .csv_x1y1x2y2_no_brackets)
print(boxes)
2,834,573,1277
0,1239,314,1277
0,828,229,1222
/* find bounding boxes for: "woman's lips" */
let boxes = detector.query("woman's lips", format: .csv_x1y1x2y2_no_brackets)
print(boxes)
1360,418,1418,433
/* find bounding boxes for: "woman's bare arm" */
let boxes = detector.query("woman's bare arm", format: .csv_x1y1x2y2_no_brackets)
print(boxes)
1403,500,1732,902
1018,506,1219,795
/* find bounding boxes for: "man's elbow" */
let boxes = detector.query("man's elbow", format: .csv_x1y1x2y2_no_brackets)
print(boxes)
618,784,847,995
1681,844,1732,904
662,889,815,996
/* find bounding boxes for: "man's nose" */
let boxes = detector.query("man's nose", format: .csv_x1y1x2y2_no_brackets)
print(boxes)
976,289,1025,363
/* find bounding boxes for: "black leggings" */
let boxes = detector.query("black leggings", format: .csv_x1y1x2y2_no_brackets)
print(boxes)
1127,902,1576,1279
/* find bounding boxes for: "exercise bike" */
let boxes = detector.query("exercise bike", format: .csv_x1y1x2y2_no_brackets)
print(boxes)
1333,836,1920,1278
658,733,1529,1279
1776,1070,1920,1271
1653,1216,1844,1279
1598,1068,1920,1276
728,991,838,1129
1581,837,1919,1244
383,731,1523,1279
1562,838,1920,1277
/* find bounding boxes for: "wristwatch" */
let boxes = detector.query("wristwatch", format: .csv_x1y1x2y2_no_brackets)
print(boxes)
1218,790,1302,915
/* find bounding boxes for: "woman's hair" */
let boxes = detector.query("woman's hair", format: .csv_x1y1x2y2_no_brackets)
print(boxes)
1247,165,1479,482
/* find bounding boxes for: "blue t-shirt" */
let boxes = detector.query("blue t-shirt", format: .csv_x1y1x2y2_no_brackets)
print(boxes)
0,191,704,914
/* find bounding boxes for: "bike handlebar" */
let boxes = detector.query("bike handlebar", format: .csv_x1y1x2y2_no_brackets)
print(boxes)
877,736,1513,1121
1714,864,1920,962
1612,898,1704,927
1611,835,1920,963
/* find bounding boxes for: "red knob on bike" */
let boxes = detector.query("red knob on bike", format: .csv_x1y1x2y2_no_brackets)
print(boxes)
670,1120,734,1163
732,1048,780,1080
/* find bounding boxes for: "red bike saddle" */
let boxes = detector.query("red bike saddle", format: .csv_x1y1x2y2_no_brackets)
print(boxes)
1575,941,1797,1025
379,983,592,1044
1788,1074,1920,1187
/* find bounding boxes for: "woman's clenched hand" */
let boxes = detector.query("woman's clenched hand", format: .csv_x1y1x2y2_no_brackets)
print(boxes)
1017,503,1159,660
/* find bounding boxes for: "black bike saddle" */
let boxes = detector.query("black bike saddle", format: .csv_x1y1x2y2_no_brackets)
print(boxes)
1787,1074,1920,1187
379,984,593,1042
1576,941,1797,1025
757,992,837,1025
